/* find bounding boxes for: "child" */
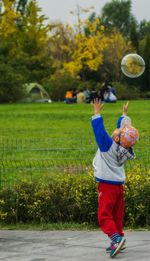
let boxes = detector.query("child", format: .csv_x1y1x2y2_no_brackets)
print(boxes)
91,100,139,258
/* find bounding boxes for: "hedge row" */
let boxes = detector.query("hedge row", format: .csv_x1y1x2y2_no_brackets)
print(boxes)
0,166,150,227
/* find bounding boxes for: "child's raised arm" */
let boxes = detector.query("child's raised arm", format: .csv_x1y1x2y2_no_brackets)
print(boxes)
91,99,113,152
92,98,104,115
123,101,129,116
117,101,131,129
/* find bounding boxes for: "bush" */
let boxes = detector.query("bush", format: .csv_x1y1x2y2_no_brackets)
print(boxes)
124,166,150,227
112,82,141,100
0,167,150,227
0,173,98,224
43,72,79,101
140,91,150,99
44,76,144,101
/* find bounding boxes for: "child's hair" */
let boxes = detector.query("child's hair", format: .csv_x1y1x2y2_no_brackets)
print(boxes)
120,126,139,148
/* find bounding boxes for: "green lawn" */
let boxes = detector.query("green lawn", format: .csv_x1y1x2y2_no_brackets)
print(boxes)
0,101,149,186
0,100,149,135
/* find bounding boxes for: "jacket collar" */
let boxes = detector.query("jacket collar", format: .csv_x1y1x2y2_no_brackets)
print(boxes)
116,143,135,165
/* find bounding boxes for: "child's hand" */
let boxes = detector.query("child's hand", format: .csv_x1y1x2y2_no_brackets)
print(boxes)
123,101,129,116
92,99,104,115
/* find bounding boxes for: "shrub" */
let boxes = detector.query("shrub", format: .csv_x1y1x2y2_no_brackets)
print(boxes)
43,72,79,101
0,167,150,227
124,166,150,227
140,91,150,99
112,82,141,100
0,173,98,224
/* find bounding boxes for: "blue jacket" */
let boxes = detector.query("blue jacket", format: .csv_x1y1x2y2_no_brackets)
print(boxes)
92,115,135,184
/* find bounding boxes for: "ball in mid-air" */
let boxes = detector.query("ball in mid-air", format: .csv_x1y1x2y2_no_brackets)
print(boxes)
121,53,145,78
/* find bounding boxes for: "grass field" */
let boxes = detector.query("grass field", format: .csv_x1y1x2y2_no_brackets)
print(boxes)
0,100,149,185
0,100,149,136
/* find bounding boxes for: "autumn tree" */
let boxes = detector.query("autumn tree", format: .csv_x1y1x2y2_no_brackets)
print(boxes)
0,0,19,36
45,22,78,100
0,0,52,102
63,18,133,82
0,0,27,102
102,29,134,81
49,22,75,70
63,19,107,81
18,0,52,83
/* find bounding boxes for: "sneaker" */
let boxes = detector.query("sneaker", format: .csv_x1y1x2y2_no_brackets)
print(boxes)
106,243,126,253
110,237,126,258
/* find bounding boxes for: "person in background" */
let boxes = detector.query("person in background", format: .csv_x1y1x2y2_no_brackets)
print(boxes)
90,87,99,103
109,83,116,96
99,81,110,102
77,89,85,104
100,81,117,103
72,88,77,101
65,89,76,104
83,88,90,103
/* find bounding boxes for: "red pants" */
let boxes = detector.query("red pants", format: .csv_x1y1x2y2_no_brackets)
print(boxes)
97,182,124,238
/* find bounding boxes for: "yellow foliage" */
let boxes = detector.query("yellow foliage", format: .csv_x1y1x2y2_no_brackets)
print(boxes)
63,20,133,77
64,61,82,76
49,17,134,79
0,0,20,36
64,23,109,76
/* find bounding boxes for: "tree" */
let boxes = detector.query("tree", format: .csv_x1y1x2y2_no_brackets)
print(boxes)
63,19,107,81
101,29,134,81
0,0,27,102
49,22,75,70
139,20,150,40
63,18,133,82
0,0,19,37
100,0,135,38
16,0,28,15
129,18,139,52
0,37,27,102
140,34,150,91
0,0,52,102
19,0,53,83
